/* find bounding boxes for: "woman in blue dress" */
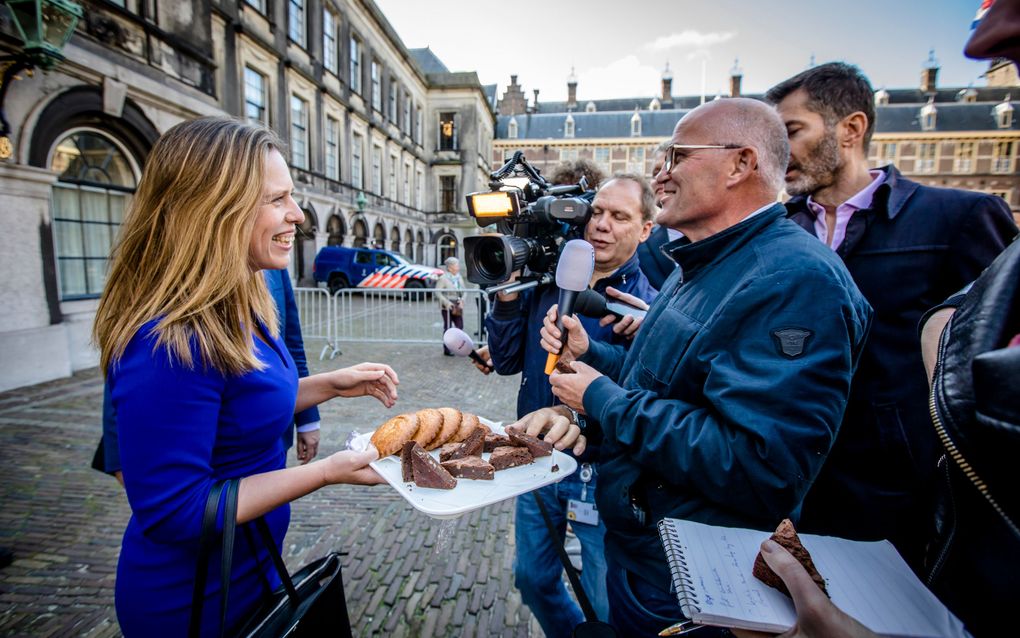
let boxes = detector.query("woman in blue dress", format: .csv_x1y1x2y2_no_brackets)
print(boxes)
92,117,399,636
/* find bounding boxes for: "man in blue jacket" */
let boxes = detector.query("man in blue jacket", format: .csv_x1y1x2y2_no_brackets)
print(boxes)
541,98,873,637
766,63,1016,571
486,174,658,637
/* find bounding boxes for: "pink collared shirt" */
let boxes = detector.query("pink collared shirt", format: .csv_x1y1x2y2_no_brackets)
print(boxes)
807,170,886,250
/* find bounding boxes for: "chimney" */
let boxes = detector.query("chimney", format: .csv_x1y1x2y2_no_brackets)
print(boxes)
921,49,939,94
533,89,540,112
498,75,528,116
729,59,743,97
661,62,673,104
567,67,578,109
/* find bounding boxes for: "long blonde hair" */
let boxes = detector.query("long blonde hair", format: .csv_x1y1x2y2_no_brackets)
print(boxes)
93,117,283,376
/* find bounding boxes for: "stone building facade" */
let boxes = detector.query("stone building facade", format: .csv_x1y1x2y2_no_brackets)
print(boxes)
493,60,1020,223
0,0,494,391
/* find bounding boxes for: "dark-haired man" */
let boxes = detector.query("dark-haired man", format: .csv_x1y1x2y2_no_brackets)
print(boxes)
766,62,1016,570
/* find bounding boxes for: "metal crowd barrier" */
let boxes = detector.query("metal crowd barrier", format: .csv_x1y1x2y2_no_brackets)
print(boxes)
293,286,489,359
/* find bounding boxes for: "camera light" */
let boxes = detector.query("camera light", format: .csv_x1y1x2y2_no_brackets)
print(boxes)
467,191,519,218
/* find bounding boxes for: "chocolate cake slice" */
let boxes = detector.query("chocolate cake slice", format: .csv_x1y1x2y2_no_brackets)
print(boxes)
507,429,553,458
441,456,494,480
489,445,534,471
400,440,416,482
439,427,485,462
408,442,457,489
752,519,828,597
438,442,461,463
483,433,511,453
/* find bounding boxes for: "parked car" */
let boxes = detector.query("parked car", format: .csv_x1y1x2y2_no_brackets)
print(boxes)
313,246,444,293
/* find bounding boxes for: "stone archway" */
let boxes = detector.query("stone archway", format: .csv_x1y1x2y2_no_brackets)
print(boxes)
435,230,458,264
352,217,368,248
404,229,414,260
326,213,346,247
390,224,400,253
295,205,318,285
373,222,386,250
416,230,425,263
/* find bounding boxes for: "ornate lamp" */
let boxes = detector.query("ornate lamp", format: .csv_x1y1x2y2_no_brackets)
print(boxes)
1,0,84,158
355,190,367,212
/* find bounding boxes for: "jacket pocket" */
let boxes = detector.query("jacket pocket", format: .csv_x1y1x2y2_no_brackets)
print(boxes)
635,307,701,388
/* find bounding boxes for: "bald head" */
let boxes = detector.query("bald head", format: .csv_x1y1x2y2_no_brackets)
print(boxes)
678,98,790,196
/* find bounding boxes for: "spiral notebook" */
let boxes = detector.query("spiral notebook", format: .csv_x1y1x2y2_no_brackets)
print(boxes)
657,518,969,638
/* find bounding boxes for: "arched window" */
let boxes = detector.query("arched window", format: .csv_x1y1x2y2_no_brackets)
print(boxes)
404,229,414,259
416,230,425,263
327,213,346,246
507,117,518,139
391,224,400,252
995,97,1014,129
437,232,458,263
630,111,642,137
50,130,138,300
352,218,368,247
373,222,386,249
564,114,574,139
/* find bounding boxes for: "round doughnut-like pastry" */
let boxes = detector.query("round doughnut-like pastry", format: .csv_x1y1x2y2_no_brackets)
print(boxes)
451,411,481,443
370,413,419,458
412,408,444,448
427,407,463,450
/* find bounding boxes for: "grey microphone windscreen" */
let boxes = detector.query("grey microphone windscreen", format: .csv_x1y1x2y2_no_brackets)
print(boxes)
443,327,475,356
555,239,595,292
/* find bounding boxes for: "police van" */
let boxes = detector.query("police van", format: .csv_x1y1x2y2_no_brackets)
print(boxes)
313,246,443,293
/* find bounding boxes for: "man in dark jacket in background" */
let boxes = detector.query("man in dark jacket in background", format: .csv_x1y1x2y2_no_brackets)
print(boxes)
766,63,1016,571
637,142,678,289
486,174,658,638
541,98,872,637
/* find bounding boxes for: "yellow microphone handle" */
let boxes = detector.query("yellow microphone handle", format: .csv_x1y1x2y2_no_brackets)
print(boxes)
544,352,560,375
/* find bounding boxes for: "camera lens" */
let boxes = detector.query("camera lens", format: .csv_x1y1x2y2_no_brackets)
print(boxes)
477,244,507,280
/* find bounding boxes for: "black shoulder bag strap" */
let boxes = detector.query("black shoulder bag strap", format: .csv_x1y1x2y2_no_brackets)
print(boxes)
189,481,226,638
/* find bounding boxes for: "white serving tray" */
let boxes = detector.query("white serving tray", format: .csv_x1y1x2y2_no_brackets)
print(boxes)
349,417,578,519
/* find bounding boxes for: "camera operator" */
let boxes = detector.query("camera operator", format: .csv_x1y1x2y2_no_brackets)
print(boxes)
486,173,659,637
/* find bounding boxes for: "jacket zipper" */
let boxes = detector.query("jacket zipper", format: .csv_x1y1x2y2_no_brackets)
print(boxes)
924,454,957,587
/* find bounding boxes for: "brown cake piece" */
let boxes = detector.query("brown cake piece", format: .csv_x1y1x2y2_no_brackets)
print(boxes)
441,456,495,480
408,442,456,490
507,429,553,458
370,413,419,458
400,440,416,482
489,445,534,471
554,358,576,374
752,519,828,597
439,427,485,462
451,412,481,443
412,408,444,448
426,407,463,450
483,433,511,453
439,442,461,463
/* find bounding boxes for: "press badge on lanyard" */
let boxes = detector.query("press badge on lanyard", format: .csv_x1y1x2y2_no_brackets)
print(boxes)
567,463,599,526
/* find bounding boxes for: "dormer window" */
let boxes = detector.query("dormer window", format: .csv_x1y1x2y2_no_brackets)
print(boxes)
874,88,890,106
920,98,937,131
631,111,642,137
649,98,661,111
564,114,575,139
508,116,518,139
585,101,596,113
995,96,1014,129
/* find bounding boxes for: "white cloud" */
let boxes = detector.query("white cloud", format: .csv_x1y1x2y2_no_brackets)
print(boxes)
647,30,736,51
576,56,662,100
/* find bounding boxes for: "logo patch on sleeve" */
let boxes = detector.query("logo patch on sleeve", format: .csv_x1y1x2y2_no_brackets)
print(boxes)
772,328,813,358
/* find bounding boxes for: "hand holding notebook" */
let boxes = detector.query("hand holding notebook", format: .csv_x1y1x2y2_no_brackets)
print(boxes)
657,518,969,638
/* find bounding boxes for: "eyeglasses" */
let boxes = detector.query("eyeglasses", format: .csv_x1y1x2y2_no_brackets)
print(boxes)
663,144,745,173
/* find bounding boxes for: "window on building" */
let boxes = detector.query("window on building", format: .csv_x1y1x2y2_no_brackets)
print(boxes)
403,161,411,204
371,61,381,111
564,115,574,139
916,142,936,173
323,9,338,74
290,95,308,169
881,142,897,163
288,0,305,47
440,175,457,212
507,118,518,139
415,106,423,145
921,104,937,132
244,0,265,14
560,149,579,162
631,113,642,136
403,96,412,133
416,168,424,209
594,147,610,166
388,155,397,197
388,79,398,122
439,112,457,151
352,132,364,188
994,141,1015,173
50,131,137,300
325,116,340,180
349,36,361,93
954,141,975,173
372,145,382,194
995,100,1015,129
244,66,267,126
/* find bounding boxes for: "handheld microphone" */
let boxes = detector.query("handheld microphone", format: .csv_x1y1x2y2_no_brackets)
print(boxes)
544,239,595,375
574,289,648,322
443,327,493,373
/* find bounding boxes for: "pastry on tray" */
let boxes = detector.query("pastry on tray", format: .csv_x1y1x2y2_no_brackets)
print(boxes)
426,407,463,450
451,412,481,443
752,519,828,597
441,456,494,480
507,429,553,458
489,446,534,471
370,413,419,458
412,408,444,448
406,441,457,489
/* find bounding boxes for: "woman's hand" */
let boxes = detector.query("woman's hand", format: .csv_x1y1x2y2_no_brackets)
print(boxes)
319,448,385,486
507,405,586,456
328,362,399,407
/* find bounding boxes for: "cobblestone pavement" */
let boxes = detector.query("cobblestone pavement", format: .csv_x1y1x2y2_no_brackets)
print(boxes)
0,338,553,637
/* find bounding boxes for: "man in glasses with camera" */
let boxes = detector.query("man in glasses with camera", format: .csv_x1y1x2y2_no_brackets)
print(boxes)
538,98,872,636
766,63,1016,573
485,171,658,638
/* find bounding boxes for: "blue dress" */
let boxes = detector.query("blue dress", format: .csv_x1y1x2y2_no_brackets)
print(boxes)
111,318,297,637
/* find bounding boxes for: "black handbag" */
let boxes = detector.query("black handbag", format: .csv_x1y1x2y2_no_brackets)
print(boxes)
188,479,354,638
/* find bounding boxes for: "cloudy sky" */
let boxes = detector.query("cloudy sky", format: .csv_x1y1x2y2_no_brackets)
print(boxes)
372,0,992,102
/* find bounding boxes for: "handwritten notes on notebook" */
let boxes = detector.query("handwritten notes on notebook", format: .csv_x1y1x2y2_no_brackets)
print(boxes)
658,518,969,637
